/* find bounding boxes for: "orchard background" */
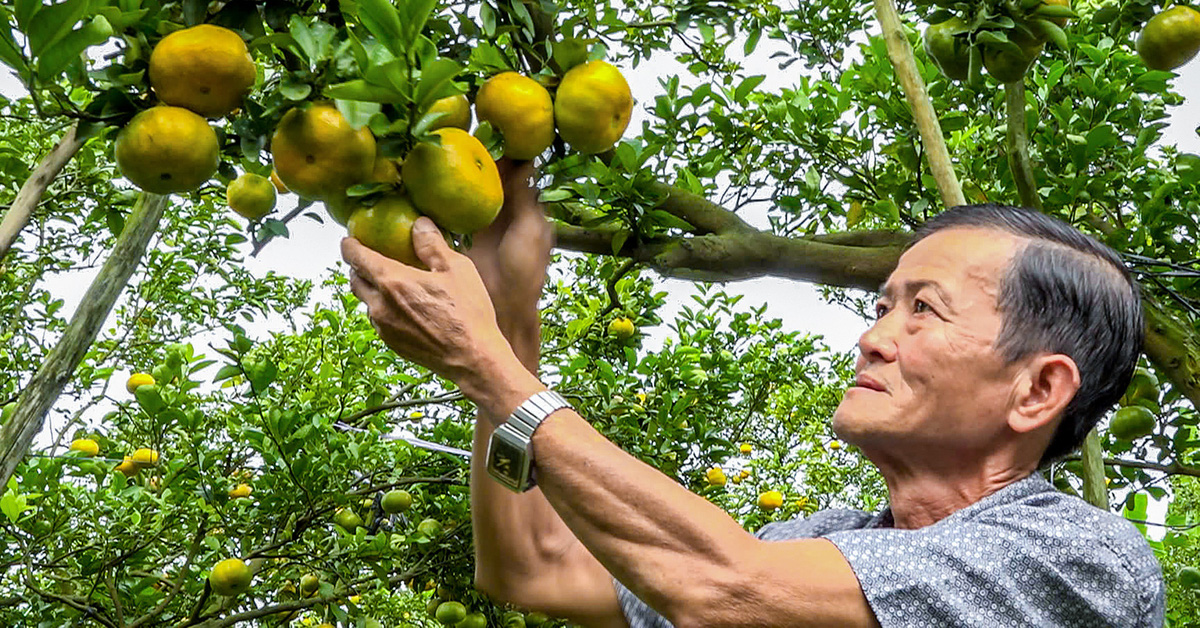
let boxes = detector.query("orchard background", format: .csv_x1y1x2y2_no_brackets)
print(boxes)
1,0,1200,626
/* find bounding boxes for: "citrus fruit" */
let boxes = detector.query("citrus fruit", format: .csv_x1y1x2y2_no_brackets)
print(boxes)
333,508,364,532
209,557,252,596
739,443,752,454
115,456,139,477
607,317,636,340
436,601,467,625
983,41,1043,82
417,518,443,537
474,72,555,160
70,438,100,457
502,610,526,628
299,573,320,596
829,441,842,450
228,483,253,499
524,612,549,627
458,611,489,628
923,18,972,80
131,448,160,468
554,60,633,155
346,193,425,267
401,127,503,234
126,373,155,393
1109,406,1156,440
271,102,376,200
1123,367,1159,406
1137,5,1200,71
115,106,219,194
1042,0,1073,27
426,93,472,131
381,489,414,514
269,169,289,193
149,24,255,118
758,490,784,511
227,173,277,220
705,467,726,487
427,597,444,616
739,469,750,479
1180,566,1200,589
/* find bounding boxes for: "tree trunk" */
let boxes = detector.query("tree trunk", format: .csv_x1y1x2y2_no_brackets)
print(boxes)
0,192,168,487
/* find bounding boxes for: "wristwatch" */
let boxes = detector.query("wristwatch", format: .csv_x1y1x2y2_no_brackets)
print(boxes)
486,390,572,492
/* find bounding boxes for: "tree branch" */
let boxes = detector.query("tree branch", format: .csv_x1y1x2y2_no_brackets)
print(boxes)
1004,82,1042,210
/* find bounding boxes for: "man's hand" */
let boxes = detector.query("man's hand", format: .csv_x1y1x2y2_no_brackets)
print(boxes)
341,219,532,408
464,159,554,330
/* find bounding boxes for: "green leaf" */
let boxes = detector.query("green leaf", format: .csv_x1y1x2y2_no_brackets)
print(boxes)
358,0,406,57
134,385,165,415
325,79,406,103
26,0,87,57
213,364,241,382
551,37,592,72
14,0,41,30
278,75,312,101
403,0,439,45
1031,19,1067,50
335,99,382,130
36,15,113,81
733,75,766,103
0,26,26,73
414,58,463,108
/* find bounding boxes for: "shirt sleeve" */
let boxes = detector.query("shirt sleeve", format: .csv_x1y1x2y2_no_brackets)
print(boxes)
824,503,1164,628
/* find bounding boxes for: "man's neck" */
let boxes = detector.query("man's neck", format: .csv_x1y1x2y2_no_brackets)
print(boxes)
878,461,1035,529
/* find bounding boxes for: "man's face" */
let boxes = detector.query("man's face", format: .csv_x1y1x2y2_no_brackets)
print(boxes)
832,228,1026,457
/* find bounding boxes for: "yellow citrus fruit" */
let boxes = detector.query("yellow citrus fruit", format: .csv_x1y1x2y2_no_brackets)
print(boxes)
475,72,555,160
1137,6,1200,71
271,102,376,200
126,372,155,393
299,573,320,596
228,483,253,499
209,557,253,596
554,60,633,154
226,173,277,220
739,443,752,454
70,438,100,457
705,466,726,486
607,317,636,340
758,490,784,511
115,456,139,477
149,24,255,118
369,149,402,186
381,489,414,514
346,193,425,267
115,106,219,194
426,93,472,131
401,127,503,234
739,469,750,479
829,441,842,450
131,448,160,468
269,169,289,193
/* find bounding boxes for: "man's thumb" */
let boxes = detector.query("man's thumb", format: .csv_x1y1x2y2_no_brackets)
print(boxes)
411,217,450,269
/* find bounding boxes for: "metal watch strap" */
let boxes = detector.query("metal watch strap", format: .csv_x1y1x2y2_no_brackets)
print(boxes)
507,390,571,438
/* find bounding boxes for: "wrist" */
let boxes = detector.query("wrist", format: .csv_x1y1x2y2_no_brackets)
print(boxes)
458,340,546,424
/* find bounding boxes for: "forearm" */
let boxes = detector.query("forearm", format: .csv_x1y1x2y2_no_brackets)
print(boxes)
468,315,575,593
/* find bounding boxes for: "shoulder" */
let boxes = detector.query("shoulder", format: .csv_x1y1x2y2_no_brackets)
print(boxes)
755,508,875,541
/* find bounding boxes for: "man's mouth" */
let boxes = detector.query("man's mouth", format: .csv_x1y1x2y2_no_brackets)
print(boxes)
854,375,886,392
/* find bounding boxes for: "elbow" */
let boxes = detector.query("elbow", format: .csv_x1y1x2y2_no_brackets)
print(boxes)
473,569,532,609
658,565,762,628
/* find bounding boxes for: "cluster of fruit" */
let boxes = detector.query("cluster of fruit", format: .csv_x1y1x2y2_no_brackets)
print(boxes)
921,0,1075,83
423,582,549,627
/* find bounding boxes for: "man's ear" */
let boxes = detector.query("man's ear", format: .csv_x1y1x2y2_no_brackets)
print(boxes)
1010,354,1080,434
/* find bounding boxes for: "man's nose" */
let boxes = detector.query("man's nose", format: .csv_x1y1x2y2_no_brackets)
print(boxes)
858,315,898,363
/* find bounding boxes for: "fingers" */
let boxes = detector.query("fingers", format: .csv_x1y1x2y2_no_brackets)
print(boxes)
341,237,405,287
410,217,454,272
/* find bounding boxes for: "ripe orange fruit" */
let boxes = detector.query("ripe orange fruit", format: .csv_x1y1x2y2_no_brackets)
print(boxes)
228,483,253,499
115,106,219,194
1137,6,1200,71
115,456,139,477
226,173,277,220
401,128,503,234
554,60,633,154
149,24,255,118
739,443,753,454
209,558,253,596
70,438,100,457
271,103,376,200
269,169,289,193
607,317,636,340
126,373,155,393
425,94,472,131
475,72,555,160
758,490,784,511
705,466,726,487
131,448,160,468
346,193,425,267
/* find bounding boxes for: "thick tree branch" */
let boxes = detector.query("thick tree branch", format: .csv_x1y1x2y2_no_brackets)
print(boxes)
646,181,755,235
872,0,966,209
0,122,86,262
1004,82,1042,210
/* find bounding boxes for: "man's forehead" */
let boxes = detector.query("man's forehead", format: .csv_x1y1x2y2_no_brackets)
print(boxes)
884,228,1022,294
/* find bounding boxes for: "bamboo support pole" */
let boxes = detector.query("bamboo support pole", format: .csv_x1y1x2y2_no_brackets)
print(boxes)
0,123,86,262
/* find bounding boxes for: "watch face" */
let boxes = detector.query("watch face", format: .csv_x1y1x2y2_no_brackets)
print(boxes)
488,436,526,485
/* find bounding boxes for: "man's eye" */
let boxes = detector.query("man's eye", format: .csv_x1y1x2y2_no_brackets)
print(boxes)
874,303,889,319
914,300,931,314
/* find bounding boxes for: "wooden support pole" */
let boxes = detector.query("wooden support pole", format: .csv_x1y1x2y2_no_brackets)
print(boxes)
0,123,86,262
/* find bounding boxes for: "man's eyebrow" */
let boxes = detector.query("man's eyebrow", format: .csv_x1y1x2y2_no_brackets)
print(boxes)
877,279,954,307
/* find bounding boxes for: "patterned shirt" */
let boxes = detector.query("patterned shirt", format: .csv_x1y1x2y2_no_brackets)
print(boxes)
615,473,1164,627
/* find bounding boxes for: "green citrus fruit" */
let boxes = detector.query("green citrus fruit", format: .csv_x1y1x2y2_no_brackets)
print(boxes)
209,558,252,596
417,518,443,537
1109,406,1156,440
381,489,414,514
923,18,972,80
983,41,1043,83
457,611,488,628
333,508,364,532
346,194,425,268
607,317,636,340
1137,6,1200,71
227,173,278,220
524,612,549,627
436,601,467,625
115,106,219,194
299,573,320,596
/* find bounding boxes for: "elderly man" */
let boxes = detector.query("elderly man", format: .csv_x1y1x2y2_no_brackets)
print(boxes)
341,162,1164,627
